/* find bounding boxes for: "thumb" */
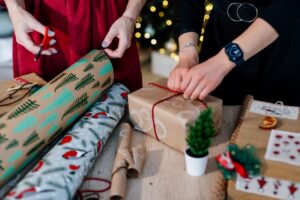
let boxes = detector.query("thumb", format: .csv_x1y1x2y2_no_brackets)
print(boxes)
102,28,116,48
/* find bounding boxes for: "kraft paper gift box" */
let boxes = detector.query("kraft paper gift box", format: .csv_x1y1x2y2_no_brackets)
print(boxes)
0,50,114,187
128,78,222,153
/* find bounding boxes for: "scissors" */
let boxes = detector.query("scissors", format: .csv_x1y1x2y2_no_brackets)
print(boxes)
34,26,52,61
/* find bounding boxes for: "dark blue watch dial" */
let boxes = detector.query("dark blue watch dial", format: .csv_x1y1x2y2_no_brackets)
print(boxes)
225,42,244,65
229,44,242,62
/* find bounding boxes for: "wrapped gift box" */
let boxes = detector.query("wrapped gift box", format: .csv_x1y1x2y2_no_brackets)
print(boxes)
128,78,222,153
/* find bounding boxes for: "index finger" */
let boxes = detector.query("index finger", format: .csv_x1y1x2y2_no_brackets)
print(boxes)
104,35,129,58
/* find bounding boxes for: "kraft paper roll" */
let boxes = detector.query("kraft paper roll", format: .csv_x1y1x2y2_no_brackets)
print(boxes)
110,123,146,200
0,50,114,187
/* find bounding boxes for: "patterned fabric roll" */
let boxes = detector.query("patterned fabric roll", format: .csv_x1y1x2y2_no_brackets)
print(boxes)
4,84,129,200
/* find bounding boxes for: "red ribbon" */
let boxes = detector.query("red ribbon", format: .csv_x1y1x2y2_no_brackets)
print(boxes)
149,83,208,141
77,177,111,200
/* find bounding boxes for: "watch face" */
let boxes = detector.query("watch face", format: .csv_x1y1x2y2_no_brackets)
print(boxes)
228,44,243,62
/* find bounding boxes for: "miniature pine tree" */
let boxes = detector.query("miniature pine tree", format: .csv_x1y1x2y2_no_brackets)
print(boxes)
186,108,215,157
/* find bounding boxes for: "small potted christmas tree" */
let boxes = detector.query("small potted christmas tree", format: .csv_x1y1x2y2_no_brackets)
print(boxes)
185,108,215,176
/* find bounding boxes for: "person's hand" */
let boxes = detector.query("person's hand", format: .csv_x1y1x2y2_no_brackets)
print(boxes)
7,3,56,55
102,16,135,58
167,47,199,91
180,50,235,100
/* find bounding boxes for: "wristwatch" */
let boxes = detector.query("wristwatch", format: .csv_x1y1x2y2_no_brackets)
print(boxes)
224,42,244,66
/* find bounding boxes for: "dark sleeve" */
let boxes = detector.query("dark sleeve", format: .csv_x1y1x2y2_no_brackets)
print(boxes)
259,0,300,35
174,0,205,38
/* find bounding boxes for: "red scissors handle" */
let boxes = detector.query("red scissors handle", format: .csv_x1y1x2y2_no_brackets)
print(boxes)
34,26,52,61
41,26,51,49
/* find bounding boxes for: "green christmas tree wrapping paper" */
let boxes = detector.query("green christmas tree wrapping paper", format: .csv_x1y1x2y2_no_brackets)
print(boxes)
0,50,114,187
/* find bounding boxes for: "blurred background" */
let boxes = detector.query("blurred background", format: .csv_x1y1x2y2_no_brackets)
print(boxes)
0,0,212,85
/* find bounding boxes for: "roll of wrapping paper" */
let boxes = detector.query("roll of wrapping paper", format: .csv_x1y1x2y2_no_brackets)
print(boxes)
0,50,114,187
5,84,129,200
110,123,146,200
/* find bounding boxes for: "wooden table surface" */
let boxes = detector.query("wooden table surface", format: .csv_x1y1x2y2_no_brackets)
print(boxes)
79,106,241,200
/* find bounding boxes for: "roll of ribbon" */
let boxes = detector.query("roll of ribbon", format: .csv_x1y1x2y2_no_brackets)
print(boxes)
0,50,114,187
5,83,129,200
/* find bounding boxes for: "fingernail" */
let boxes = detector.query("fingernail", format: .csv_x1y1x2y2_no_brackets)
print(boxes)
52,49,58,54
48,30,55,37
50,39,56,45
101,41,108,48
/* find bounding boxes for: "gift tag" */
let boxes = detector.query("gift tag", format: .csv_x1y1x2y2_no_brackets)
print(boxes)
236,175,300,199
265,130,300,166
250,100,299,120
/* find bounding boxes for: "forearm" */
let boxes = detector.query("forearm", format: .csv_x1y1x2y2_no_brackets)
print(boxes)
123,0,146,20
233,18,278,61
217,17,279,71
4,0,24,10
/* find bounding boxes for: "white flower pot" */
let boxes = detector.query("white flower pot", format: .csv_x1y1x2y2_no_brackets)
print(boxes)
185,148,209,176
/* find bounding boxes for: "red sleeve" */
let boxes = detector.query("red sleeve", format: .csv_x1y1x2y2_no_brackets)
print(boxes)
0,0,6,7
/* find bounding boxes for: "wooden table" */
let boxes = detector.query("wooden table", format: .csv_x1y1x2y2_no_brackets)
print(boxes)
79,106,241,200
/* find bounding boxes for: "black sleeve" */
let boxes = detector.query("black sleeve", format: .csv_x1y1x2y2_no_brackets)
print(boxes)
259,0,300,35
174,0,205,38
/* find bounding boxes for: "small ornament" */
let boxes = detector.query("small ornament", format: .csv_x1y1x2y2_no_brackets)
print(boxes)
259,116,277,129
215,144,261,180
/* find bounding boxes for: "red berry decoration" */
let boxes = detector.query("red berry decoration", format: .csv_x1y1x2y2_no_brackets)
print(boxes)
32,161,44,172
60,135,72,145
274,143,280,147
85,112,92,117
63,150,78,159
288,135,295,139
69,165,80,171
7,191,16,196
290,155,296,160
16,187,37,199
93,112,107,119
275,135,282,139
273,151,280,155
121,92,128,99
